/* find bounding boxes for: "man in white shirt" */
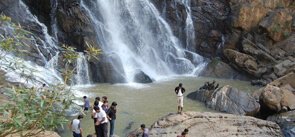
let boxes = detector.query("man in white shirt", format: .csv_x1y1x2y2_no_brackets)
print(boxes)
175,83,185,114
94,106,108,137
70,115,83,137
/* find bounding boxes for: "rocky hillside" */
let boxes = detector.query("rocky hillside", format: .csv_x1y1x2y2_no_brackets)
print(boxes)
211,0,294,84
128,111,283,137
0,0,294,84
188,74,295,136
154,0,295,84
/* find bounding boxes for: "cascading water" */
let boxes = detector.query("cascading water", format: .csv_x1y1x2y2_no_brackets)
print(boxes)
50,0,58,40
0,1,94,86
73,52,91,85
0,1,63,86
81,0,206,82
179,0,196,50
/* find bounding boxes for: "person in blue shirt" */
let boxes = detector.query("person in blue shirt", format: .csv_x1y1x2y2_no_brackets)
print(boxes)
83,96,90,111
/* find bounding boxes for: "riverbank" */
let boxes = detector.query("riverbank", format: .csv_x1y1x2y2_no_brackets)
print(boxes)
60,76,258,136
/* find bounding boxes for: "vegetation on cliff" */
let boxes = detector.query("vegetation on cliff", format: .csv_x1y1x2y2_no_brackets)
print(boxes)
0,15,100,137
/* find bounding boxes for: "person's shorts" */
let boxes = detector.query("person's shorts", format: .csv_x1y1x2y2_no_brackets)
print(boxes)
73,132,81,137
84,107,89,111
177,96,183,107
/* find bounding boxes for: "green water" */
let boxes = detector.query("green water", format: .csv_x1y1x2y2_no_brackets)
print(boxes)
59,76,258,137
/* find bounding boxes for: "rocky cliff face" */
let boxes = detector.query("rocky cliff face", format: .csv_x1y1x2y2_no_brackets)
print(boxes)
223,0,295,83
0,0,294,84
128,111,283,137
154,0,295,82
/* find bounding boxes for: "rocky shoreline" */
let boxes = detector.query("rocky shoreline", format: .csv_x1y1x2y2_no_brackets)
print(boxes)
128,111,283,137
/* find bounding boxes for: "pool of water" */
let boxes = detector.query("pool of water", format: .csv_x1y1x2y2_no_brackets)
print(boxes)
59,76,258,137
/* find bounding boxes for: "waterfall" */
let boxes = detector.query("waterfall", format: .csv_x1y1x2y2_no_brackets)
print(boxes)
20,1,58,58
180,0,196,50
50,0,58,41
81,0,206,82
74,53,91,85
0,50,63,86
0,1,64,86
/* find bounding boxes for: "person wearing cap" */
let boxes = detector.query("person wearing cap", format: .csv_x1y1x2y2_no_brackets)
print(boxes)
175,83,185,114
70,115,84,137
107,102,117,137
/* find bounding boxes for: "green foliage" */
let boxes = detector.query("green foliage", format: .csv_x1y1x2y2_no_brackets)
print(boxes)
85,41,101,60
0,86,74,137
0,15,101,136
62,44,79,64
0,15,11,22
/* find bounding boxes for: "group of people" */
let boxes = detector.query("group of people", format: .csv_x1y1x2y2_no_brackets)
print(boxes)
70,83,188,137
70,95,117,137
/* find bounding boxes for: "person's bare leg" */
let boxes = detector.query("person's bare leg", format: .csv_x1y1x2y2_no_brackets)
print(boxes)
180,107,183,114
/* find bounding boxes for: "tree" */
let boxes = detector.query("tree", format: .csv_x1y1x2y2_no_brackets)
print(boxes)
0,14,100,137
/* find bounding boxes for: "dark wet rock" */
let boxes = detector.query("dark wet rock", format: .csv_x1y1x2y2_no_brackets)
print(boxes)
134,70,153,83
152,0,187,46
153,0,231,57
191,0,231,57
128,111,283,137
56,0,98,52
90,54,126,83
267,110,295,137
251,79,269,87
22,0,52,31
188,84,260,116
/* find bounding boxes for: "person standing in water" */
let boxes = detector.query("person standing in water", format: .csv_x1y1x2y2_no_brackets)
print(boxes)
83,96,90,111
175,83,185,114
107,102,117,137
70,115,84,137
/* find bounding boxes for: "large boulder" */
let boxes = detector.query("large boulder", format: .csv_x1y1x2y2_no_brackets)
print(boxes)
259,9,293,42
223,49,263,77
260,84,295,113
128,111,283,137
134,70,153,83
199,59,251,80
267,110,295,137
188,85,260,116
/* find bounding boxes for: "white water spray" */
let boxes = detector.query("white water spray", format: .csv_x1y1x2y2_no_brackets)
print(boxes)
81,0,206,82
74,52,91,85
